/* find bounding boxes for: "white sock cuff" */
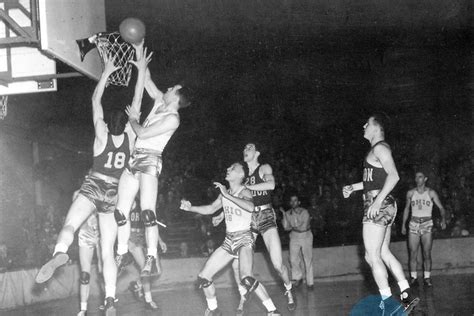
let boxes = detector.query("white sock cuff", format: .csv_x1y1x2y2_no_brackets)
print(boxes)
147,247,158,258
262,299,276,312
117,244,128,255
80,302,87,311
410,271,417,279
144,291,152,303
284,282,292,290
398,279,410,292
206,297,218,310
105,286,116,299
54,243,68,255
424,271,431,278
379,287,392,300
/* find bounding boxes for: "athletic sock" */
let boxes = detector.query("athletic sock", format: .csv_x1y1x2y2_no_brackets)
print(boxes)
284,282,292,291
379,287,392,300
53,243,68,256
105,286,116,299
144,291,152,303
147,247,158,258
424,271,431,279
80,302,87,311
206,297,218,310
117,244,128,256
262,299,277,311
398,280,410,292
410,272,417,279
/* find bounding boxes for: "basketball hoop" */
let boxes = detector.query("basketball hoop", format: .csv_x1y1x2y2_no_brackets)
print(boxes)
94,32,135,87
0,96,8,120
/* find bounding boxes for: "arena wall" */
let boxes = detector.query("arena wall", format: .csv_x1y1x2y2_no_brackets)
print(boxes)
1,237,473,310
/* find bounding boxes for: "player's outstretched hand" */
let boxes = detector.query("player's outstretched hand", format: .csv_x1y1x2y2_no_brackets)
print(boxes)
212,212,224,227
130,47,152,71
125,104,140,122
213,182,227,196
180,199,192,211
103,53,119,76
342,185,353,199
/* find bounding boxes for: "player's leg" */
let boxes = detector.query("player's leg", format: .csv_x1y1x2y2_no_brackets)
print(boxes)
363,223,391,296
115,170,139,263
238,246,280,315
35,195,95,283
289,236,303,286
420,231,433,286
198,247,234,315
407,229,421,286
261,227,295,310
139,172,160,276
231,258,247,314
301,234,314,288
78,245,95,316
98,212,118,315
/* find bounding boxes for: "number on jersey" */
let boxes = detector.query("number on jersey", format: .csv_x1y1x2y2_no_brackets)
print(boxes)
104,152,126,169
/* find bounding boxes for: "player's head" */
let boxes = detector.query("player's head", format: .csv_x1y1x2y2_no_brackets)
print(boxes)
364,112,390,140
225,162,248,184
289,194,300,208
243,142,263,163
163,84,192,109
415,170,428,186
107,109,128,135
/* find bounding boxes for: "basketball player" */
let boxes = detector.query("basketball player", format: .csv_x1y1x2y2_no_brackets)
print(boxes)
127,201,168,310
180,162,281,316
114,49,192,277
343,114,419,314
401,170,446,287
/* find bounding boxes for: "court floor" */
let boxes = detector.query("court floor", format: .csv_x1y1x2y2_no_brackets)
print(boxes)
3,273,474,315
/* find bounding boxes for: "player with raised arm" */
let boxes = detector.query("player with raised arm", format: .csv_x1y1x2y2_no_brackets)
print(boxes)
401,170,446,287
180,162,281,316
114,51,192,277
343,114,419,314
214,143,295,314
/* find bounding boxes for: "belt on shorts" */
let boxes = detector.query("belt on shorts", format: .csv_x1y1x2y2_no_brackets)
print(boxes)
255,204,272,212
89,171,119,184
363,189,381,201
131,228,144,233
411,216,432,223
134,148,162,156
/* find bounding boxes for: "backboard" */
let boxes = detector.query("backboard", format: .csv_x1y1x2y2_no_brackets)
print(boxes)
39,0,106,81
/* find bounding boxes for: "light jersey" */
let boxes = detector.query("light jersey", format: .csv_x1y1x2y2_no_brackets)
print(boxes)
134,102,179,153
245,164,272,206
92,133,130,179
411,189,433,218
362,141,389,193
222,187,253,233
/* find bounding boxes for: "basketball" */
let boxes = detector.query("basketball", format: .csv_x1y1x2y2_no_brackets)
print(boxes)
119,18,146,44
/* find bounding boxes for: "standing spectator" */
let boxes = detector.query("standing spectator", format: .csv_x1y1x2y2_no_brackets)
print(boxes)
281,194,314,290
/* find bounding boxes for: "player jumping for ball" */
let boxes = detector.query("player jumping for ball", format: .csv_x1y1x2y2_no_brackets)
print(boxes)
343,114,419,314
114,45,193,277
180,162,281,316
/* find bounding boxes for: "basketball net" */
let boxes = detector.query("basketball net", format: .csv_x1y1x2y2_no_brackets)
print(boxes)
0,96,7,120
94,32,135,87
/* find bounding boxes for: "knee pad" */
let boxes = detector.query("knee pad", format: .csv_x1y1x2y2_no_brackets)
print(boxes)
241,276,259,294
80,271,90,285
197,276,213,289
114,209,127,226
141,209,157,227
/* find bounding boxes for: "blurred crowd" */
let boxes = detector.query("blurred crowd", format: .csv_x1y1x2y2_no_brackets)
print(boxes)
1,126,472,271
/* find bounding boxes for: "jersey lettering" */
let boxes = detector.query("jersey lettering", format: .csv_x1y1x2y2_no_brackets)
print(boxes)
224,205,243,222
104,151,126,169
363,168,373,182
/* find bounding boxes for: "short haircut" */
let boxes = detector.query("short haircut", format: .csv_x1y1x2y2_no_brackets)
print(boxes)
371,112,391,134
176,86,193,108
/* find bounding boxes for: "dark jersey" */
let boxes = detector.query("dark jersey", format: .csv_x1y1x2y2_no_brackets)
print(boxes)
245,164,272,206
363,141,389,193
92,133,130,180
130,206,144,230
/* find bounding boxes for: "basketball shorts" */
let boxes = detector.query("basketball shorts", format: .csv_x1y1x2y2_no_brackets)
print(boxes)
128,148,162,178
409,217,433,235
251,206,277,235
362,194,397,227
78,214,99,249
79,175,118,214
220,230,255,258
129,228,146,247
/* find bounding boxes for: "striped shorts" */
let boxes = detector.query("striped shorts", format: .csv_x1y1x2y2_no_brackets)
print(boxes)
128,148,163,177
220,230,255,258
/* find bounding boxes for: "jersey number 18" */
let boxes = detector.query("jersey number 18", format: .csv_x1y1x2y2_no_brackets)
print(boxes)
104,152,126,169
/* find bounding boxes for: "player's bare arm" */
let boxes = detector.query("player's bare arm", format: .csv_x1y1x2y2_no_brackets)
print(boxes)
180,195,223,215
214,183,254,213
144,69,164,100
245,164,275,191
91,54,119,148
129,112,179,139
281,210,291,231
430,189,447,229
126,46,152,119
401,189,415,235
342,182,364,198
